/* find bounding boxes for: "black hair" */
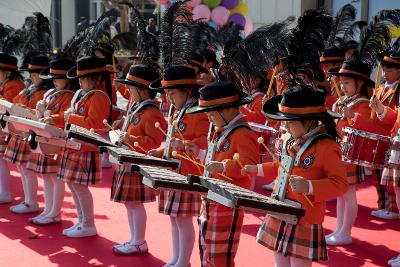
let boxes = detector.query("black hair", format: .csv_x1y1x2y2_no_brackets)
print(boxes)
8,70,24,80
320,117,341,142
67,78,80,92
177,87,200,99
381,61,400,70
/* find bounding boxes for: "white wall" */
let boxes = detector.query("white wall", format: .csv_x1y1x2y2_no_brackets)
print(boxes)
0,0,51,28
61,0,76,44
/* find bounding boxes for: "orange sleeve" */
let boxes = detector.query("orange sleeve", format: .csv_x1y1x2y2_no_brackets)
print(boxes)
261,161,279,180
125,109,166,151
190,113,209,149
310,142,348,202
1,80,25,102
68,93,110,131
27,91,46,109
240,96,266,124
50,94,73,129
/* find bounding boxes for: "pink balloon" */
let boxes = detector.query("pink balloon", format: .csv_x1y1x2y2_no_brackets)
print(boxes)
244,18,253,36
211,6,230,26
188,0,202,7
193,4,211,22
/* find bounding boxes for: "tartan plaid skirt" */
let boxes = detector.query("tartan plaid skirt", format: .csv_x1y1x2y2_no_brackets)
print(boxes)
111,165,156,203
3,135,31,166
57,150,101,185
256,215,328,262
198,199,244,267
0,134,9,155
381,167,400,187
346,164,365,185
158,189,201,217
26,153,60,174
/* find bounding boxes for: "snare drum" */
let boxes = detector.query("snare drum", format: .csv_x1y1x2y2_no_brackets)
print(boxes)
341,127,391,169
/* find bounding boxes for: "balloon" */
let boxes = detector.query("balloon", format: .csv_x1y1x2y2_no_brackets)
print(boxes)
193,5,211,21
230,1,248,15
211,6,230,26
228,13,246,28
188,0,202,7
221,0,239,10
244,17,253,36
202,0,221,9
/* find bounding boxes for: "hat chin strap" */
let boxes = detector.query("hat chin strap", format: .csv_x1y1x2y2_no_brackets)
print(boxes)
217,110,228,127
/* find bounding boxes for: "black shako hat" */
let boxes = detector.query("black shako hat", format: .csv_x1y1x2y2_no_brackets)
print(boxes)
380,50,400,68
67,56,108,79
262,84,341,121
328,59,375,87
186,80,252,114
320,46,345,64
149,65,204,91
114,64,159,88
19,55,49,73
0,53,18,71
39,58,75,79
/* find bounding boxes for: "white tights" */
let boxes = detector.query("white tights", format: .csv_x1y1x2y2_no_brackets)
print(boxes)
17,165,38,205
0,158,10,195
332,185,357,238
40,173,65,217
168,216,195,267
125,202,147,244
67,182,95,227
274,252,312,267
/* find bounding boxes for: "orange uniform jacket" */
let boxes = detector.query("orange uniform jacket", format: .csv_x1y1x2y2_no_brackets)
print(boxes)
261,138,348,224
240,93,267,124
48,91,74,129
123,105,167,152
211,122,259,189
0,79,25,102
13,88,47,109
157,110,209,176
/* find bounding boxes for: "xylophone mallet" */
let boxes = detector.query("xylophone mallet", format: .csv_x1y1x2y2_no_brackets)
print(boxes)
155,122,167,137
257,137,314,207
134,141,147,154
233,153,244,169
103,119,119,134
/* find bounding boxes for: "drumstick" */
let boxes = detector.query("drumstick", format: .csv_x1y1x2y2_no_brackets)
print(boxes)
155,122,167,137
172,151,233,182
257,137,314,207
103,119,119,134
134,141,147,154
233,153,244,169
370,63,381,119
266,69,276,97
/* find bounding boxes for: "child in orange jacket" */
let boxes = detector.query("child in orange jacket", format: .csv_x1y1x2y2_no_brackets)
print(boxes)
0,53,25,204
56,57,111,238
26,58,76,225
111,64,166,255
243,85,348,266
186,80,259,267
4,55,52,214
148,66,209,267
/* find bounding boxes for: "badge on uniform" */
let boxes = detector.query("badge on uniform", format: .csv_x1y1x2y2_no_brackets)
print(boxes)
221,139,231,152
302,155,314,169
78,106,85,114
178,121,186,133
53,102,60,110
133,115,141,125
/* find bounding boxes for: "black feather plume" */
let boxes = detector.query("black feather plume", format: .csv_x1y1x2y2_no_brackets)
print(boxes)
62,26,93,59
78,8,120,57
190,20,216,55
20,12,52,56
2,28,24,55
372,9,400,27
327,4,356,47
159,0,193,70
0,23,15,50
342,20,368,46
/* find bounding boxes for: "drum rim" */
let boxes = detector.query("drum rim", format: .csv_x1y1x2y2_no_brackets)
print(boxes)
248,122,278,133
342,127,391,141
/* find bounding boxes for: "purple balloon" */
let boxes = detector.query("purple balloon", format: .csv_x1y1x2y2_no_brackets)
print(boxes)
228,13,246,28
221,0,239,10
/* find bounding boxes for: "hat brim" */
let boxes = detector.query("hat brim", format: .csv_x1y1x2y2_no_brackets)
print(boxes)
328,68,375,87
114,76,150,89
149,78,205,91
66,66,108,79
262,95,342,121
380,58,400,67
186,96,252,114
39,67,68,80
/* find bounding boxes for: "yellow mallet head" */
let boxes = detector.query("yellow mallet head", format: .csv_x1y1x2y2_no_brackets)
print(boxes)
233,153,240,161
257,137,265,144
134,142,140,147
171,151,178,157
155,122,160,128
90,128,95,132
102,119,108,124
172,120,179,126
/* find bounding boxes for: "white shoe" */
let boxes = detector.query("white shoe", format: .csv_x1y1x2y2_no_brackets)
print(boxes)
389,254,400,265
371,209,399,220
66,225,97,238
325,235,352,246
62,223,82,235
0,193,12,204
112,240,148,255
10,202,39,214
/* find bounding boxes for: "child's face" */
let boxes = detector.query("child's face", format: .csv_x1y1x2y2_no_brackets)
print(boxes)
382,65,400,84
30,73,43,87
79,76,96,91
53,78,68,90
205,110,225,128
164,88,188,109
0,70,8,83
127,84,141,103
284,120,308,139
340,76,358,97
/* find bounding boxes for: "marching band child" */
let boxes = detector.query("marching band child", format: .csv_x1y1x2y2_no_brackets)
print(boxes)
26,58,77,225
0,53,25,204
186,80,259,267
4,55,52,214
56,56,111,238
148,65,210,267
110,64,166,254
243,85,348,266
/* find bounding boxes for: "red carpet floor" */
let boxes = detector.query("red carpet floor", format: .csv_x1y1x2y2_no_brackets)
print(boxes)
0,164,399,267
